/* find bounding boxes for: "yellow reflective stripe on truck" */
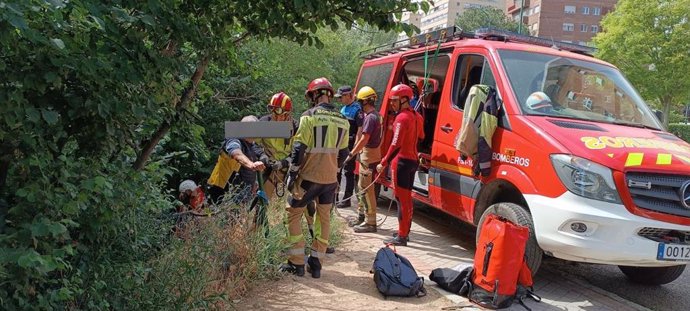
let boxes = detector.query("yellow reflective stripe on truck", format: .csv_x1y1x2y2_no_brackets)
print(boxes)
624,153,644,167
624,153,685,166
656,154,672,165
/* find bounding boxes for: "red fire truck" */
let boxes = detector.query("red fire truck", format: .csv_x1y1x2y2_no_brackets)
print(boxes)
356,27,690,285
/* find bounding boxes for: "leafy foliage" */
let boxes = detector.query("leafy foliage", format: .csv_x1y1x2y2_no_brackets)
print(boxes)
455,6,528,34
0,0,424,309
594,0,690,127
669,123,690,143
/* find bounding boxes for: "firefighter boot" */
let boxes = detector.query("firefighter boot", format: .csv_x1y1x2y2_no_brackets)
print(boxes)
392,232,411,242
383,235,408,246
353,223,377,233
278,261,305,277
347,214,365,227
336,199,351,208
307,256,322,278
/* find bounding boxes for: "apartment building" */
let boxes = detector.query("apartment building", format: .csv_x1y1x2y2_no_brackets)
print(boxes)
397,0,506,42
506,0,617,45
396,11,423,42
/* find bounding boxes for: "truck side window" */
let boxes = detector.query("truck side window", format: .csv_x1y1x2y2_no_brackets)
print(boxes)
452,55,496,110
356,63,394,110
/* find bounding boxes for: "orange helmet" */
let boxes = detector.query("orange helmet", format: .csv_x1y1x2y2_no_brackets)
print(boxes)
305,77,334,103
268,92,292,115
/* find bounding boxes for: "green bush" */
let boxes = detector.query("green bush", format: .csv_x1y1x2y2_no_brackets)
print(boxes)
0,0,405,309
669,123,690,143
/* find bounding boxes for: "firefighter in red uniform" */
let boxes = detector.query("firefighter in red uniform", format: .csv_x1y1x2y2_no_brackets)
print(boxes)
376,84,424,246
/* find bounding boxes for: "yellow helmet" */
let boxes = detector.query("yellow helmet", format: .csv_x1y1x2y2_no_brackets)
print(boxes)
356,86,377,101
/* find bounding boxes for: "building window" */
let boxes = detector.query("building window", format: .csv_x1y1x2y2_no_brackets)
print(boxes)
591,25,599,33
593,7,601,15
562,40,572,43
563,23,575,32
580,24,588,32
582,6,590,15
579,41,589,46
534,5,541,13
421,13,448,26
564,5,576,14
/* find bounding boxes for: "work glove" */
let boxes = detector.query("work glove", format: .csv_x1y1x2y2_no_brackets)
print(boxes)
271,158,290,170
286,170,298,193
259,154,271,166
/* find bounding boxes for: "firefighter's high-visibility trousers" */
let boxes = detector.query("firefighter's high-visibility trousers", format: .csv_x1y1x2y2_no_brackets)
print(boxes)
357,161,379,226
265,169,315,230
286,181,337,265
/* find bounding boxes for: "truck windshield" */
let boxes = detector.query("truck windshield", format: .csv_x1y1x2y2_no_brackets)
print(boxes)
499,50,661,130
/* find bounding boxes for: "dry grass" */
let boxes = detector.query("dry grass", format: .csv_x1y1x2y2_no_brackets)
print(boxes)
147,198,344,310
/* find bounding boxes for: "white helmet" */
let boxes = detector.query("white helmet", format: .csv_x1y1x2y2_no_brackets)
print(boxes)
179,180,197,192
525,91,553,111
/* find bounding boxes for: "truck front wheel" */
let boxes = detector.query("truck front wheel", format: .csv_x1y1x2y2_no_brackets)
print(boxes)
476,202,543,275
618,265,685,285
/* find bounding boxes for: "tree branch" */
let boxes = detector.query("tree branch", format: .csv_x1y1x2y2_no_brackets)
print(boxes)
133,56,210,170
0,157,9,192
233,32,250,45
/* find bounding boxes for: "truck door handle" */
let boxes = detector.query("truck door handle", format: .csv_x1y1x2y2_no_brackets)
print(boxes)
440,125,454,133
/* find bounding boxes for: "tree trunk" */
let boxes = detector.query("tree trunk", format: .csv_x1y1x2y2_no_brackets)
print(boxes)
133,56,210,171
662,95,672,129
0,158,9,192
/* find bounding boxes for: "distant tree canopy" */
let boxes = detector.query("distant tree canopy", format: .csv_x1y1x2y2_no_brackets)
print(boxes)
594,0,690,128
455,6,528,34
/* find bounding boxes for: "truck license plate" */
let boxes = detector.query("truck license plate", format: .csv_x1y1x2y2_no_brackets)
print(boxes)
657,243,690,261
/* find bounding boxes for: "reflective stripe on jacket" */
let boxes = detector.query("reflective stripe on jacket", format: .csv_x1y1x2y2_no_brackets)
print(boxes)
455,85,500,177
293,103,350,184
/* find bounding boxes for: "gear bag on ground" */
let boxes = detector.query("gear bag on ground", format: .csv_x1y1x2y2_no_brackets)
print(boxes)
469,214,540,310
371,245,427,297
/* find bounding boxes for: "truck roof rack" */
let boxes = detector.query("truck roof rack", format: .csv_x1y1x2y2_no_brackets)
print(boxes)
359,26,473,60
360,26,596,60
473,28,596,56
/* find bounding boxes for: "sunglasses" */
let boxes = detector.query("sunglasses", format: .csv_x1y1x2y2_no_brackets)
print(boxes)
268,106,289,115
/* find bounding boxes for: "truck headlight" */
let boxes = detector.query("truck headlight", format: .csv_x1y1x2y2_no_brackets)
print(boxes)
550,154,621,204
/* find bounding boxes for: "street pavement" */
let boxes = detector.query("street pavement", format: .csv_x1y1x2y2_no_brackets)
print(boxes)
543,258,690,311
335,188,655,311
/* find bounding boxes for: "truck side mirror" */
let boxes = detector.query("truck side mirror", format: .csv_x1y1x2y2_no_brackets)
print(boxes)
654,109,664,124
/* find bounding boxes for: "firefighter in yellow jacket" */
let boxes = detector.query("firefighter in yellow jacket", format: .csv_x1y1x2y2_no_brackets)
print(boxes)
257,92,330,253
206,116,266,206
258,92,299,199
280,77,349,278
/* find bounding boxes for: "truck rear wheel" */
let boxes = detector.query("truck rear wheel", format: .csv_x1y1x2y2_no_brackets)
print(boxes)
618,265,685,285
476,202,543,275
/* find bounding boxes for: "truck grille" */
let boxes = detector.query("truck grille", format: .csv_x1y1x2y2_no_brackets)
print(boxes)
638,227,690,244
626,172,690,218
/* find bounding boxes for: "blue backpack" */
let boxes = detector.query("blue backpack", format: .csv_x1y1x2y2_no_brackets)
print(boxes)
372,246,427,297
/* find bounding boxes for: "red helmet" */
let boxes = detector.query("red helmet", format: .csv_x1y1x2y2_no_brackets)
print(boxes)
390,84,414,101
268,92,292,114
305,77,334,102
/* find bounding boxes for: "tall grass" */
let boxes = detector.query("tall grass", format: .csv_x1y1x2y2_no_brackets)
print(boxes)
121,198,344,310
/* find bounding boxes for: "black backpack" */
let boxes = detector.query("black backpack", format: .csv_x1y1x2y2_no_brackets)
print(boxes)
429,266,474,296
371,246,427,297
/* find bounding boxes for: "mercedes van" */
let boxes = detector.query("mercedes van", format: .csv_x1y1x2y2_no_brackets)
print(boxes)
355,27,690,285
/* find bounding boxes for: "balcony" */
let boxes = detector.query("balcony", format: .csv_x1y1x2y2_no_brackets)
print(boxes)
507,0,530,14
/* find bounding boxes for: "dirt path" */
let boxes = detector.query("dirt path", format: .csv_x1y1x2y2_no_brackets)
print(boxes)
242,225,456,311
